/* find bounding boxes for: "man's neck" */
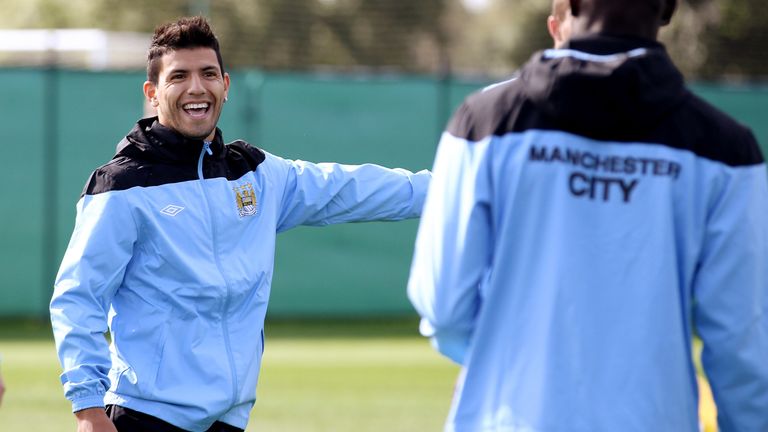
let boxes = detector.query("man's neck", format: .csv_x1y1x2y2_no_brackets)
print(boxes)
570,17,660,41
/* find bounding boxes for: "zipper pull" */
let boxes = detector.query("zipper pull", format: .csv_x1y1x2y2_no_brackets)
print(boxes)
203,141,213,155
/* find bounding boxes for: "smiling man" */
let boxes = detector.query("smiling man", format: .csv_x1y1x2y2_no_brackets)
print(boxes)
50,16,430,432
144,43,229,141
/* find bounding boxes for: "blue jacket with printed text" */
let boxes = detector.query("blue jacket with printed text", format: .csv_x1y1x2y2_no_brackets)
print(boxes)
408,34,768,432
51,117,430,431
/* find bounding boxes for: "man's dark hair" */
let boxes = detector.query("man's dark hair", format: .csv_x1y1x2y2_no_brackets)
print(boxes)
569,0,676,35
146,16,224,84
552,0,569,22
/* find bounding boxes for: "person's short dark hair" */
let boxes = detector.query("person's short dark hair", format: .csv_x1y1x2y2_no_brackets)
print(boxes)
573,0,676,26
552,0,569,22
146,16,225,84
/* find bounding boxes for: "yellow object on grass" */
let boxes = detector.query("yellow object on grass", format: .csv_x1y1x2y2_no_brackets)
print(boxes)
699,375,718,432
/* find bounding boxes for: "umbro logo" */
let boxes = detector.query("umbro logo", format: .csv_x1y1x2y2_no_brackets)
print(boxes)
160,205,185,216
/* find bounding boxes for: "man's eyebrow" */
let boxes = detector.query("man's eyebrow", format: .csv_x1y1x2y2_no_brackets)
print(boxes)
166,68,189,75
166,65,220,76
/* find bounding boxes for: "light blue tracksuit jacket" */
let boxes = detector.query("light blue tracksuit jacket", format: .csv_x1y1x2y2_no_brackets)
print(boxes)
408,36,768,432
51,117,430,431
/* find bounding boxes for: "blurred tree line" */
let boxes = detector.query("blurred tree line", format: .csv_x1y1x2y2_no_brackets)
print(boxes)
455,0,767,79
1,0,765,79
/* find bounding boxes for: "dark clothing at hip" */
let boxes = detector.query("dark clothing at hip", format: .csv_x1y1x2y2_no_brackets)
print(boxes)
106,405,244,432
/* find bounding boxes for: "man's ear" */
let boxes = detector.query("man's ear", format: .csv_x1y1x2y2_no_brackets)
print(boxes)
547,15,560,43
143,81,159,107
661,0,677,25
569,0,581,17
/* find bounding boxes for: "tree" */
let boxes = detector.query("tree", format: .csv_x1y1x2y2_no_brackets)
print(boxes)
449,0,768,80
699,0,768,78
0,0,765,79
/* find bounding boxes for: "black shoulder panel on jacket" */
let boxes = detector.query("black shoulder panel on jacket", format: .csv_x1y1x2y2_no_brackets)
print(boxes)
657,93,764,167
82,139,268,197
81,155,188,196
226,140,268,175
447,59,763,168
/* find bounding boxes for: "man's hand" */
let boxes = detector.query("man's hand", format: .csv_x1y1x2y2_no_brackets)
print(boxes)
75,407,118,432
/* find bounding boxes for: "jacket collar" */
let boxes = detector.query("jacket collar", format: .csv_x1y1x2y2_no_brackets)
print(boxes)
563,33,664,55
118,117,226,163
520,33,687,141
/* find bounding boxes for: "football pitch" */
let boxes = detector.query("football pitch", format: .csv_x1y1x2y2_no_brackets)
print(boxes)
0,319,457,432
0,319,717,431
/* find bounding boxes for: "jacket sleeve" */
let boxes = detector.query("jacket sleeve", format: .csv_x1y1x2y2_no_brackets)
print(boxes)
274,154,431,232
50,190,137,412
692,162,768,431
407,124,493,365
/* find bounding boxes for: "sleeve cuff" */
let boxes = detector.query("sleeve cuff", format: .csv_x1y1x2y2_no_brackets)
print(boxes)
420,318,470,365
71,394,106,413
406,170,432,218
431,334,470,365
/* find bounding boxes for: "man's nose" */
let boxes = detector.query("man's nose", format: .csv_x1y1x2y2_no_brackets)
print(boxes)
187,74,206,94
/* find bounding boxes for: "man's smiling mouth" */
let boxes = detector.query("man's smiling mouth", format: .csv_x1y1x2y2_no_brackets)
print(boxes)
183,102,210,117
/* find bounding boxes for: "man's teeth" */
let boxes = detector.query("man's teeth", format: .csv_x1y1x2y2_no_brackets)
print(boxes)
184,103,209,109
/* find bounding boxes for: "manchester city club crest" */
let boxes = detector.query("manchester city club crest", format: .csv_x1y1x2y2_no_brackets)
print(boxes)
233,183,258,217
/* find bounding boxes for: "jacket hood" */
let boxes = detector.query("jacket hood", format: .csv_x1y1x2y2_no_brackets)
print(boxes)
116,117,226,164
520,34,688,141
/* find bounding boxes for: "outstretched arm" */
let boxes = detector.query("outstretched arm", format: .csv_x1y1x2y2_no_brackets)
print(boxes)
274,154,431,232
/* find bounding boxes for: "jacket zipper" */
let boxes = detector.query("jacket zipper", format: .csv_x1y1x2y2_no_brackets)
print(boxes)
197,141,239,406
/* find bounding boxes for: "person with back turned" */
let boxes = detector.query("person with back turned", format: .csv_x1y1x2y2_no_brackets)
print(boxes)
408,0,768,430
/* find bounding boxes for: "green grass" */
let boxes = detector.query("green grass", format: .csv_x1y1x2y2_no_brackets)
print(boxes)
0,319,459,432
0,321,74,430
0,319,717,431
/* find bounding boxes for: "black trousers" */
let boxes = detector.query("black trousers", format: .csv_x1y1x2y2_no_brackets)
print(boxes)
106,405,244,432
